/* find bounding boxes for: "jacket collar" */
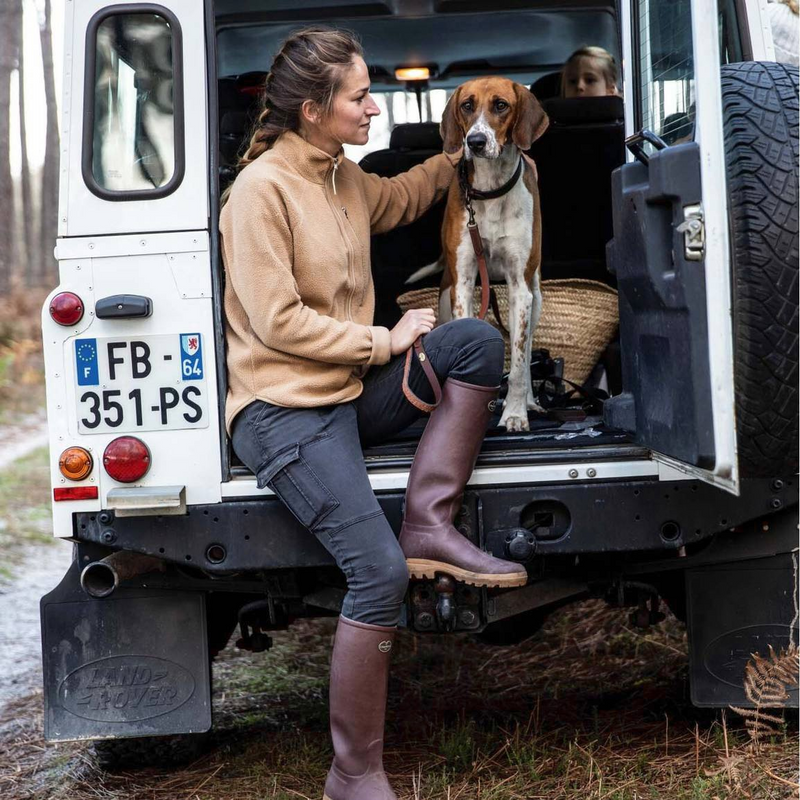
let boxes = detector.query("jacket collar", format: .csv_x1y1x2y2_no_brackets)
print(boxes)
273,130,344,185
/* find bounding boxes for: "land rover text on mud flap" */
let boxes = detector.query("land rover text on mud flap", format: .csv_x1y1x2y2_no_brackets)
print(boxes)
40,0,797,761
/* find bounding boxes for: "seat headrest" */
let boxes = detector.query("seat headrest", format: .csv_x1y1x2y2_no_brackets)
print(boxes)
530,72,561,101
542,96,624,125
220,110,251,137
389,123,442,151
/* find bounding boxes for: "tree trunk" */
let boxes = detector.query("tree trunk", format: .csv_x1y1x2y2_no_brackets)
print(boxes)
0,3,20,292
39,0,59,286
17,0,37,285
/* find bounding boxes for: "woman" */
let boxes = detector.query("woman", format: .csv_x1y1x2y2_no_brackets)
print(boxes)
561,45,620,98
220,27,527,800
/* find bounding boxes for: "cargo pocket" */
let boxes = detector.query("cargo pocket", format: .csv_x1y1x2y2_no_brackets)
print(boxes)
258,440,339,532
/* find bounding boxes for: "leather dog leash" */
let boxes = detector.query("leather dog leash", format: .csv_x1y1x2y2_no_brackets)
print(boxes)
459,155,524,321
402,338,443,413
401,155,528,413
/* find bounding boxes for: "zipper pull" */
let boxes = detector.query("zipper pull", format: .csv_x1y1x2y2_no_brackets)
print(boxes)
331,160,338,194
341,205,348,219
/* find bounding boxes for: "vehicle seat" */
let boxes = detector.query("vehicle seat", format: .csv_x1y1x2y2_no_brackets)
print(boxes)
360,123,447,329
528,95,625,286
218,73,266,189
531,71,562,101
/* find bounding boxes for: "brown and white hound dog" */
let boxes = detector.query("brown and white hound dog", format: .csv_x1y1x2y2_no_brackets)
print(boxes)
435,77,549,432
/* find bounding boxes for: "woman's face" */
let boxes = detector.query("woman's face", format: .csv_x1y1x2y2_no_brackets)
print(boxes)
325,56,381,147
563,56,616,98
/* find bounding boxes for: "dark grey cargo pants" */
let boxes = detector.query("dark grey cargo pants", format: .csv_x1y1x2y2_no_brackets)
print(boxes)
231,318,504,626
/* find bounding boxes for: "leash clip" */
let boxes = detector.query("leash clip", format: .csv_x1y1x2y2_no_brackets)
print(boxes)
465,196,477,227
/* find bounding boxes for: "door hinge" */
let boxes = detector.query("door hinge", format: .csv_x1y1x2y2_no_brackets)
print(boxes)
676,204,705,262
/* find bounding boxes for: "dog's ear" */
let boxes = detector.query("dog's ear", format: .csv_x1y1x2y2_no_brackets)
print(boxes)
440,86,464,154
512,84,549,150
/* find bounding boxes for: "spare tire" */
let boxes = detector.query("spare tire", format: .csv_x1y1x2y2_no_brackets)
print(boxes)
721,62,798,478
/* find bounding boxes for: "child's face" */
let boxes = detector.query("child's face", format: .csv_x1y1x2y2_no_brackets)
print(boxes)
563,56,616,98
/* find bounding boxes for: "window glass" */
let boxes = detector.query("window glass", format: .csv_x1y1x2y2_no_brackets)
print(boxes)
344,89,450,162
91,13,176,191
637,0,695,146
635,0,742,148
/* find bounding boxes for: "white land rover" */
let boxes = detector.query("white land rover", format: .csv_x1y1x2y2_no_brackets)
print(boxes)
40,0,797,764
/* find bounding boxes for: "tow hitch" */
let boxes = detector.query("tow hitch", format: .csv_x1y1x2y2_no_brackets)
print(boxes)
408,577,483,633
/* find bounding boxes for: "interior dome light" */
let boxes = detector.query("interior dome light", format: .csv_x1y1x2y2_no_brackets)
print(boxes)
395,67,431,81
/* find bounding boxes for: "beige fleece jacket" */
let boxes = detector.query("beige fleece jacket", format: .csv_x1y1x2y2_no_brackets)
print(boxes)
220,130,457,431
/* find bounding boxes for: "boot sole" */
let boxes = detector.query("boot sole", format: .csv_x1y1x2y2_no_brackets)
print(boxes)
406,559,527,588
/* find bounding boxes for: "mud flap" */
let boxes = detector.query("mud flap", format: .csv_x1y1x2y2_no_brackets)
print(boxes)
41,560,211,741
686,531,799,708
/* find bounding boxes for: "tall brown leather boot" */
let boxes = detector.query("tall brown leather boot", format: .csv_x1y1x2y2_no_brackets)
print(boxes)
399,378,528,588
322,616,397,800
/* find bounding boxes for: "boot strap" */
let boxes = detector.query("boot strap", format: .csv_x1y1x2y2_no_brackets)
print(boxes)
402,338,442,414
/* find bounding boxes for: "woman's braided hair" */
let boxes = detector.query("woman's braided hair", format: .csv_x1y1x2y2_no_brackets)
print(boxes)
222,27,362,203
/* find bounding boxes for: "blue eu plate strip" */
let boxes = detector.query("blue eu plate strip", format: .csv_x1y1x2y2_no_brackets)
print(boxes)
75,339,99,386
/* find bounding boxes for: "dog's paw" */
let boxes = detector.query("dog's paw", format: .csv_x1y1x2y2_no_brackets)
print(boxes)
499,405,530,433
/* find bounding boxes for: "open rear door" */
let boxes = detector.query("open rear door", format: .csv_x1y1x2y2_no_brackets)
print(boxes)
608,0,738,494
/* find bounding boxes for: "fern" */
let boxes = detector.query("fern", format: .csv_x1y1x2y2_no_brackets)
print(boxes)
730,643,799,747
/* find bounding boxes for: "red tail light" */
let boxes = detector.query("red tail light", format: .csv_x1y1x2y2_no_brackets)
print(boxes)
103,437,151,483
49,292,84,326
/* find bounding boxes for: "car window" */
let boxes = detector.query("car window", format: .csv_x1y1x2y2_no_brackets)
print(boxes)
634,0,743,148
344,89,450,162
84,10,184,198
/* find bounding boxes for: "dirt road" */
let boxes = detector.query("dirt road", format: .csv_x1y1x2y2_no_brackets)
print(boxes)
0,416,67,706
0,542,72,707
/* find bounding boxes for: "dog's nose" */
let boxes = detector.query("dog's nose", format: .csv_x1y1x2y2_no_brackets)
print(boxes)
466,133,487,153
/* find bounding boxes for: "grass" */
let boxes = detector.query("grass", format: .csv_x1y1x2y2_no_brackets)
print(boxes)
0,287,48,426
0,446,53,581
1,601,796,800
0,285,53,580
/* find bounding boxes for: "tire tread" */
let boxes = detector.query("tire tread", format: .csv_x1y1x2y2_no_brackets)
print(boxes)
722,62,799,477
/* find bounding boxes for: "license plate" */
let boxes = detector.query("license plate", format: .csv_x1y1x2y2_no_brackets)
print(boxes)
74,334,209,434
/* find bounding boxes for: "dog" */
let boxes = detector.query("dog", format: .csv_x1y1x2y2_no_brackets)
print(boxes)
412,77,549,432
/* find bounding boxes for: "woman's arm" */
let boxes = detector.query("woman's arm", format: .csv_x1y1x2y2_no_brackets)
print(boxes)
360,151,459,235
221,182,391,366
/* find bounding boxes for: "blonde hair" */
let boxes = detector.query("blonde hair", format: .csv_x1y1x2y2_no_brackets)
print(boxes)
561,46,619,97
221,27,363,204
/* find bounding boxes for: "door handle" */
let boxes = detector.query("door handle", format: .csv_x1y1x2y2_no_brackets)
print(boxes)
625,129,668,165
95,295,153,319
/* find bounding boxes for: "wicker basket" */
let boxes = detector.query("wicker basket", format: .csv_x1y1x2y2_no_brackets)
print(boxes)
396,279,619,385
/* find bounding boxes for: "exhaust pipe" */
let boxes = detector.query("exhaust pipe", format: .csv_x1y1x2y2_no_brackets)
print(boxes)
80,551,165,598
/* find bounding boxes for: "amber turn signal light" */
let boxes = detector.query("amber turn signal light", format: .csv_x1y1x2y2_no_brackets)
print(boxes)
58,447,94,481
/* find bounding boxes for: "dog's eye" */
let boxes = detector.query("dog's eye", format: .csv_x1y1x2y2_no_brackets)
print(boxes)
460,101,474,113
495,100,509,112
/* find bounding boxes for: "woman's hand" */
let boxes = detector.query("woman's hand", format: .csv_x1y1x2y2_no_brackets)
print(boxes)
389,309,436,355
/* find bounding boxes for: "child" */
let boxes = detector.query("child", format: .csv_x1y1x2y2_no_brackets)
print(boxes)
561,46,620,98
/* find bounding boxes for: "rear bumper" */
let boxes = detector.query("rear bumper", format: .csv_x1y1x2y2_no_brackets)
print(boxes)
70,476,794,572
